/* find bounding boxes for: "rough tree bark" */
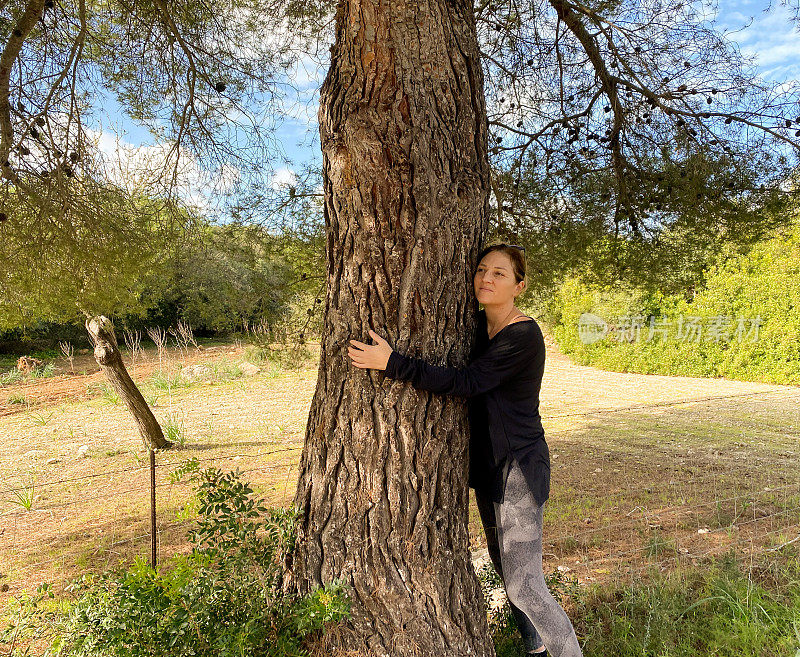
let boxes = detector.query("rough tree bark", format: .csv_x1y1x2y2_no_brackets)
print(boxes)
292,1,493,655
86,315,172,450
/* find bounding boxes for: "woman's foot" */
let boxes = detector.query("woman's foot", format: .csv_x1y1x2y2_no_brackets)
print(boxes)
527,649,547,656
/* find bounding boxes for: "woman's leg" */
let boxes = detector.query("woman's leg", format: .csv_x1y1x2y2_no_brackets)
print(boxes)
494,459,583,657
475,487,544,653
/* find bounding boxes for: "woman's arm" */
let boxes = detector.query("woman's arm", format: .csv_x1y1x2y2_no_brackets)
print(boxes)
383,333,534,397
348,327,536,398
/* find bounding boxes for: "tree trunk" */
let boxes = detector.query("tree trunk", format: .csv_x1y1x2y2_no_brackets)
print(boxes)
292,1,493,655
86,315,173,450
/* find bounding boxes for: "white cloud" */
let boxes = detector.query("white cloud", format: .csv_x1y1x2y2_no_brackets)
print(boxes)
718,2,800,81
86,126,240,213
270,167,297,190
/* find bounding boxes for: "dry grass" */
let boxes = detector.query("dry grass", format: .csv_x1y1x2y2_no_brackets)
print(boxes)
1,335,799,606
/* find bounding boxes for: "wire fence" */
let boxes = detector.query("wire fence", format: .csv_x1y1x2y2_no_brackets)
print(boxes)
1,383,799,596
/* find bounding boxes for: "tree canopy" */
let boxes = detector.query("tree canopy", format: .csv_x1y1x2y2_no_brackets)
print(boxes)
1,0,799,320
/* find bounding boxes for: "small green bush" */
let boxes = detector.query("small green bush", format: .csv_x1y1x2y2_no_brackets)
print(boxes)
29,362,55,379
148,371,190,391
0,361,55,385
2,461,350,657
0,367,24,385
161,411,187,447
209,360,245,381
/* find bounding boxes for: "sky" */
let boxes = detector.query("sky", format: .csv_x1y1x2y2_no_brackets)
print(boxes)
91,1,800,207
716,0,800,81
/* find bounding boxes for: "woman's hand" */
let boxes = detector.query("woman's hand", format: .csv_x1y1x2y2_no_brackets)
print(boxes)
348,329,393,371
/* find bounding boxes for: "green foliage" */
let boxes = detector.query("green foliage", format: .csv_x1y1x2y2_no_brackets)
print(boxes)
7,478,36,512
0,583,66,653
496,149,795,302
98,384,121,407
207,361,246,382
0,461,349,656
119,217,324,343
644,530,677,560
156,224,295,334
21,461,351,657
0,191,182,333
126,214,326,338
2,0,307,337
30,348,60,360
487,550,800,656
0,203,326,351
571,549,800,656
0,361,55,385
0,368,23,385
27,411,54,426
477,561,514,640
28,363,55,380
161,412,187,447
148,371,189,391
546,215,800,385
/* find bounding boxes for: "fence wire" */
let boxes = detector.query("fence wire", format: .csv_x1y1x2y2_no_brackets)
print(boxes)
1,386,799,596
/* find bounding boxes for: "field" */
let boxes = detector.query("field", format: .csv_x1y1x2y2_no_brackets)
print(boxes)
1,334,799,630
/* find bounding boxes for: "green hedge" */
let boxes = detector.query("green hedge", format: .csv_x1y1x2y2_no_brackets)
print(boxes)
546,217,800,385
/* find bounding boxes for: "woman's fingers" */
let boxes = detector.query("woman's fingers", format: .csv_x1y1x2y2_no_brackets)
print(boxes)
368,329,386,343
348,350,368,367
347,347,368,362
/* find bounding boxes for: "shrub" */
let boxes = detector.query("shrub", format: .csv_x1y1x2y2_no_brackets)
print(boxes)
546,218,800,385
2,461,350,657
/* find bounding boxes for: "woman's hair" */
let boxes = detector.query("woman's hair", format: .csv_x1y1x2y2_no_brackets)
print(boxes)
477,243,527,285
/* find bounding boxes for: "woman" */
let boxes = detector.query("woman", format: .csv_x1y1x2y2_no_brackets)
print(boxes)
347,243,583,657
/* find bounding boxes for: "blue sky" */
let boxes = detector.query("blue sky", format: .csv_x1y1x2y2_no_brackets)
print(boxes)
93,1,800,199
716,0,800,81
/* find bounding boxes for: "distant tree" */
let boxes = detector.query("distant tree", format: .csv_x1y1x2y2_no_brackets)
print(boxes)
149,221,318,335
0,187,181,331
0,0,304,322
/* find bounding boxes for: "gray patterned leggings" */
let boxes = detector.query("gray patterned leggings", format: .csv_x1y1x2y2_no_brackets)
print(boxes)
478,457,583,657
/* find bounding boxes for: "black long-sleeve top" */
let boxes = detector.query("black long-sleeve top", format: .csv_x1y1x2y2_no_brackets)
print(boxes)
383,309,550,506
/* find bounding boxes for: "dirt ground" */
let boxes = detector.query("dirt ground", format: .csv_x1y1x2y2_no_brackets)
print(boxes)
1,334,799,610
0,343,234,417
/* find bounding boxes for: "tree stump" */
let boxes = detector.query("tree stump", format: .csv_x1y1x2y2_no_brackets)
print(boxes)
16,356,43,374
86,316,172,450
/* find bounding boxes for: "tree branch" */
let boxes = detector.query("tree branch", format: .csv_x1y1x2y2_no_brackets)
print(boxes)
548,0,633,230
0,0,46,180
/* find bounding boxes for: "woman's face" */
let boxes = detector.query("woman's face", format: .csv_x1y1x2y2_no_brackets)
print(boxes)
474,250,525,305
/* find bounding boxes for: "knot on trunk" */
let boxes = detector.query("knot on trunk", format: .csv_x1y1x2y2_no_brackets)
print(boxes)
86,316,120,356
